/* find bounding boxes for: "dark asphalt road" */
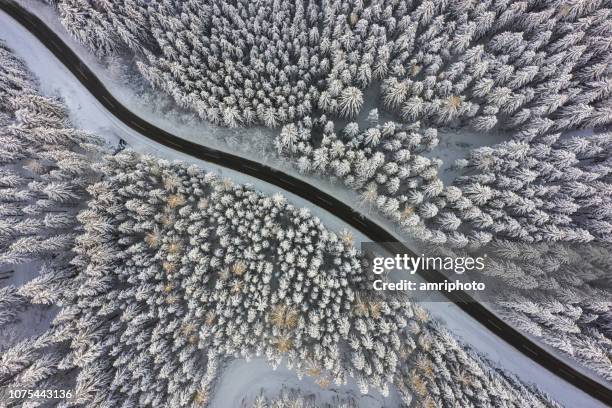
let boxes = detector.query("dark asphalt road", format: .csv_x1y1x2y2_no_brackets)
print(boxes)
2,0,611,404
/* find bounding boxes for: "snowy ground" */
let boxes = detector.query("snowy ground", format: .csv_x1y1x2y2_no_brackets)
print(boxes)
1,5,607,407
211,359,396,408
0,261,57,351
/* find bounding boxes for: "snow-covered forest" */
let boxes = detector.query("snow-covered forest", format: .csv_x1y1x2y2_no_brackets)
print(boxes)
37,0,612,386
0,40,570,407
50,0,611,133
44,0,612,247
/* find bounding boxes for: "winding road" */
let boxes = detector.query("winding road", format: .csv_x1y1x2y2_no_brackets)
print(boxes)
1,0,611,404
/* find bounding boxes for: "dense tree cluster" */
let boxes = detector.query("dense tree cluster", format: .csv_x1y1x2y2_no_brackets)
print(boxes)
396,320,561,408
481,240,610,290
454,131,612,244
500,292,612,382
0,41,107,403
478,240,612,381
278,116,612,249
379,0,612,138
0,140,562,405
0,41,104,336
55,150,413,404
245,322,560,408
48,0,612,250
275,112,459,242
52,0,611,134
55,0,348,127
418,235,612,382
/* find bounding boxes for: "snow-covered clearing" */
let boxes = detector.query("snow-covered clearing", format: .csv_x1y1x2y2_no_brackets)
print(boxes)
0,6,606,407
211,359,396,408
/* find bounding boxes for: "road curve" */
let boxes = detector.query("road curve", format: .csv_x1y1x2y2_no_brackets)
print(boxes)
1,0,611,404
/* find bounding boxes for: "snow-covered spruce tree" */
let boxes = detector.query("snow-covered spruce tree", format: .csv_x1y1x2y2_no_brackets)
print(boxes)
0,41,104,342
395,318,561,408
452,132,612,244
